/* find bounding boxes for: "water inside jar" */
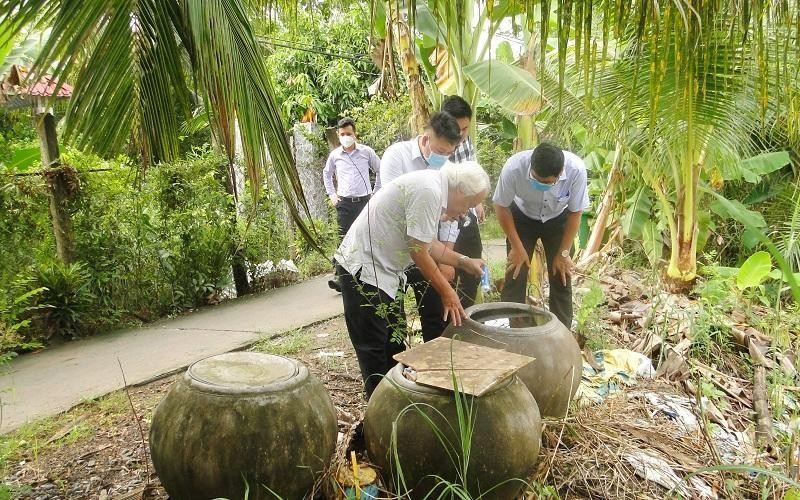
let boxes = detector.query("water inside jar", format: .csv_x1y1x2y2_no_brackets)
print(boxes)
474,310,548,328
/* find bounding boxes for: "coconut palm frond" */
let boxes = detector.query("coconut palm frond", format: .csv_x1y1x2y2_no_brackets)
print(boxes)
0,0,319,249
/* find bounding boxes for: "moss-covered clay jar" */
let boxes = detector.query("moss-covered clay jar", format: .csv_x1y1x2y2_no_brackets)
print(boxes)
149,352,336,500
444,302,582,417
364,364,541,499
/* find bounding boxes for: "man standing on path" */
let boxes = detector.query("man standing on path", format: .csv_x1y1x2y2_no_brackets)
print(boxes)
379,111,463,342
323,117,381,292
335,162,489,398
492,143,589,329
439,95,484,309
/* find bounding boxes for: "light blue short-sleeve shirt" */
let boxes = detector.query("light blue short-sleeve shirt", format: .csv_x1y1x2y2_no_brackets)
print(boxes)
492,149,589,221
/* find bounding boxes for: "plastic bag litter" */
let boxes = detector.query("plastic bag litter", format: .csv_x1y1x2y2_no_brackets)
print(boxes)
624,450,716,499
575,349,655,404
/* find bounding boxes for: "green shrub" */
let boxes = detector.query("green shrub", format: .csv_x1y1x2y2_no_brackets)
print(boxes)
0,176,53,293
240,182,293,267
574,277,609,350
0,286,46,364
71,148,234,316
345,96,413,156
13,261,95,340
0,129,336,351
294,216,339,277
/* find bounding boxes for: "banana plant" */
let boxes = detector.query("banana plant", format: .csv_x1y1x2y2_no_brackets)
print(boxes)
405,0,525,126
546,3,799,288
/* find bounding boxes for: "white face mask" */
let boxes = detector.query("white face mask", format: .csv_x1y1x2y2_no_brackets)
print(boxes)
339,135,356,148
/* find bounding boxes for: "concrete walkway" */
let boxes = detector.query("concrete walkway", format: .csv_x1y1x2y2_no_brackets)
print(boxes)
0,241,510,434
0,275,343,433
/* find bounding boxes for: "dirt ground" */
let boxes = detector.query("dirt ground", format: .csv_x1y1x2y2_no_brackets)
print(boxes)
3,263,797,499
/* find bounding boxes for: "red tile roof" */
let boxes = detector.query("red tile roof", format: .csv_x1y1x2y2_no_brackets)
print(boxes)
1,65,73,99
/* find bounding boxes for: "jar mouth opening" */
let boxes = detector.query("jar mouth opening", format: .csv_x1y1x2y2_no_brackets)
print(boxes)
469,306,551,329
186,352,305,394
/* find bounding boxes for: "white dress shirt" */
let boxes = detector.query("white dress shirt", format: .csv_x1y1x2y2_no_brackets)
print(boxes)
493,149,590,221
381,136,459,241
323,143,381,198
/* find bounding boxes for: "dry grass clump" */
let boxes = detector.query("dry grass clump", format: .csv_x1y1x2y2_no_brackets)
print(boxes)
531,385,793,499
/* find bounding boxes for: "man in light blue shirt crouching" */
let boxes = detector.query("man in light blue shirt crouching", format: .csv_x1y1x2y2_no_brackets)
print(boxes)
492,143,590,329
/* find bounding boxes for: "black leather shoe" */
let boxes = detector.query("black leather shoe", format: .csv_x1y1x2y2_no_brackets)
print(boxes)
328,279,342,293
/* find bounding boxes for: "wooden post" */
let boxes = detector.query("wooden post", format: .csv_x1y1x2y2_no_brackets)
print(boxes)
35,107,75,265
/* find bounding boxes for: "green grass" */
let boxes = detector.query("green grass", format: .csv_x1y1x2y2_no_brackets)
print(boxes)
251,328,312,356
86,391,129,417
0,412,68,474
480,213,505,240
0,483,32,499
0,388,146,475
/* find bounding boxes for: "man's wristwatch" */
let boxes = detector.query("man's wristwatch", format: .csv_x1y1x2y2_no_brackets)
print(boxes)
560,249,570,258
458,255,469,268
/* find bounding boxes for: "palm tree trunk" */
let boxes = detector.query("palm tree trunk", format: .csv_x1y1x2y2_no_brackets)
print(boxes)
667,159,700,282
210,111,250,297
220,162,251,296
391,9,430,134
35,110,75,265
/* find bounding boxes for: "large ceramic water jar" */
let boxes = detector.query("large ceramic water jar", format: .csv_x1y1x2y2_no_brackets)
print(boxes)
364,364,541,499
149,352,337,500
444,302,582,417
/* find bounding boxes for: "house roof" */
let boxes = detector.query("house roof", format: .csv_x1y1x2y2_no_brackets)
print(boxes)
0,65,73,103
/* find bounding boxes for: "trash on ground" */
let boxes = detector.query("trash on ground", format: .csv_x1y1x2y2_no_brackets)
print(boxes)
623,450,716,499
575,349,655,403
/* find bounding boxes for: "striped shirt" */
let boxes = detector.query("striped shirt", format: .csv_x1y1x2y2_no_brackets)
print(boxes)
450,136,476,163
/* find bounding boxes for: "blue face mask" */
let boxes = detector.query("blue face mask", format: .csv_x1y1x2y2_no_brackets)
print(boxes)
426,151,449,169
529,178,554,191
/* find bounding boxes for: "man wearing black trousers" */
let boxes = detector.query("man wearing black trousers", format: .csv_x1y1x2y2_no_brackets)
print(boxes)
380,111,466,342
492,143,590,329
335,162,489,398
323,117,381,292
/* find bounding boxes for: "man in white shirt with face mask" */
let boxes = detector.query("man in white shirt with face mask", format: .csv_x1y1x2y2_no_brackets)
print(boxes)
493,142,590,329
379,112,463,343
323,117,381,292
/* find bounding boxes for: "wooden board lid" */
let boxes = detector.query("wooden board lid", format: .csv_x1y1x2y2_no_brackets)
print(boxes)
393,337,534,397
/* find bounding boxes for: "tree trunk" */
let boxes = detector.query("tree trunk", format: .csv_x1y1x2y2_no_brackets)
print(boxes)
35,109,75,265
577,144,622,267
220,161,250,296
392,10,430,134
667,155,701,284
214,118,250,297
292,123,327,221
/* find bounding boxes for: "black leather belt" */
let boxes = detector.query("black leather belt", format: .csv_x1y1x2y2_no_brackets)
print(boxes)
340,195,370,203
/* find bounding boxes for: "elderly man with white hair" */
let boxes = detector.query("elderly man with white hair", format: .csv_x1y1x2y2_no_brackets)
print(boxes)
334,161,490,398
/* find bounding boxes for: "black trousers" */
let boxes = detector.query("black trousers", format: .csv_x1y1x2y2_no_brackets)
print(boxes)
500,203,573,329
332,196,370,277
336,196,370,239
405,266,446,342
453,211,483,309
338,265,405,399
